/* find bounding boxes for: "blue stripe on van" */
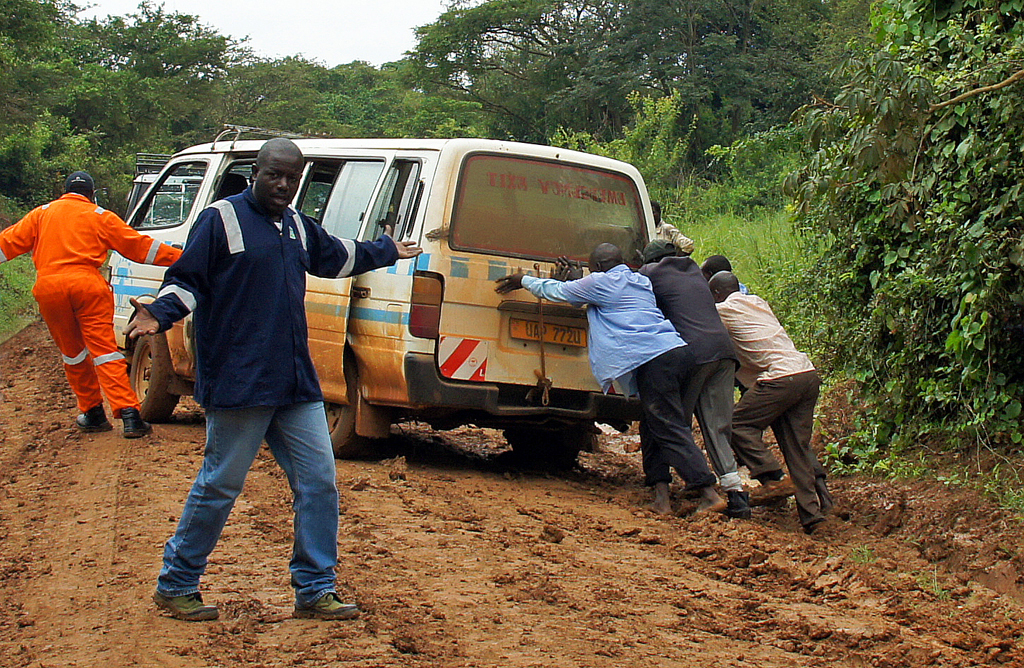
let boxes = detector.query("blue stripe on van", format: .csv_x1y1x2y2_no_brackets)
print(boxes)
487,260,509,281
415,253,431,272
349,306,409,325
450,256,470,278
386,256,426,275
109,273,157,299
305,301,347,318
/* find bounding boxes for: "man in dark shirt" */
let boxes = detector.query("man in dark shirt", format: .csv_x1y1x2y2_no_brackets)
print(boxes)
639,240,749,519
127,138,421,621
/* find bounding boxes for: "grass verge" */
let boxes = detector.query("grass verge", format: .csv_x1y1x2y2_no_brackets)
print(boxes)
0,255,37,343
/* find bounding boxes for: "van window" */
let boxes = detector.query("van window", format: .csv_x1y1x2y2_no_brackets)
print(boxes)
133,161,208,230
363,160,422,241
450,154,646,263
318,161,385,239
213,162,252,201
298,162,339,223
125,176,157,217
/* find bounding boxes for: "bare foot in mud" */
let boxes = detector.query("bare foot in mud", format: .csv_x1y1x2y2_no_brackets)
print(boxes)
651,482,672,514
695,487,728,514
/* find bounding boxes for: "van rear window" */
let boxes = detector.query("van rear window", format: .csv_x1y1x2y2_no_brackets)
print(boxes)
450,154,646,263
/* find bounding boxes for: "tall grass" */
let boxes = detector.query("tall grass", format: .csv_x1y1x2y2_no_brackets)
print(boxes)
0,195,37,343
0,255,36,343
667,207,800,294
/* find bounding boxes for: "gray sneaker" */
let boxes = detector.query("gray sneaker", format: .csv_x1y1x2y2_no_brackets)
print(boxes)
293,592,360,620
153,590,219,621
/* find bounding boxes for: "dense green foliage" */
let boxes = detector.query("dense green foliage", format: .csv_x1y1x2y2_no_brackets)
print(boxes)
0,0,867,210
0,196,35,341
786,0,1024,462
0,0,487,213
409,0,862,175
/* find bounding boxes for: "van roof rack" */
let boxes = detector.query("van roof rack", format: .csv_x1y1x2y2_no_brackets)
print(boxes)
212,124,312,150
135,153,172,174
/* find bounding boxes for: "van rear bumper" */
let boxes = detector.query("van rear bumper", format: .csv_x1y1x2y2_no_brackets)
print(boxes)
404,352,641,423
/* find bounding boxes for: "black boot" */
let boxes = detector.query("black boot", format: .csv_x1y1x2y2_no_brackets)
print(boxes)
725,490,751,519
121,407,152,438
76,405,112,432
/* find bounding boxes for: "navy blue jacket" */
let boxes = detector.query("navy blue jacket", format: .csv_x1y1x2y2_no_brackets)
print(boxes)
147,187,398,409
639,256,737,367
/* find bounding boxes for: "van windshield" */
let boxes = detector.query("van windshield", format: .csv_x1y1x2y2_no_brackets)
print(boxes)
450,154,646,264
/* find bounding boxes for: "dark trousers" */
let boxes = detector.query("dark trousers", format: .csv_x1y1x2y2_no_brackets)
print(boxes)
635,347,716,489
732,370,825,527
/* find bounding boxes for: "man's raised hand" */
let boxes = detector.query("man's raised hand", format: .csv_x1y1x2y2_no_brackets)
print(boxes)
392,238,423,259
552,256,583,281
494,272,526,295
125,297,159,340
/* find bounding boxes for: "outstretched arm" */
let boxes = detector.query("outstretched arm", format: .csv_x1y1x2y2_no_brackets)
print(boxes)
103,211,182,266
495,272,526,294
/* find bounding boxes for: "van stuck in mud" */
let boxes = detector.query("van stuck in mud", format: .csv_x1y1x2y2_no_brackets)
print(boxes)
108,134,656,466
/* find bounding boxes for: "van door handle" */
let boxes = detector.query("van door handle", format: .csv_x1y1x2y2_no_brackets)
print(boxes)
351,286,370,299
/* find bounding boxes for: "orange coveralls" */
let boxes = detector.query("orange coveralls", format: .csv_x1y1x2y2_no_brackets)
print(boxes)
0,193,182,417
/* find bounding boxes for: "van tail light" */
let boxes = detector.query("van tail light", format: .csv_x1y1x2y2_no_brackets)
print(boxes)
409,271,444,339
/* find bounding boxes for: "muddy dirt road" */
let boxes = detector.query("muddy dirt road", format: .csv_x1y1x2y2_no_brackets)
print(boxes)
1,320,1023,667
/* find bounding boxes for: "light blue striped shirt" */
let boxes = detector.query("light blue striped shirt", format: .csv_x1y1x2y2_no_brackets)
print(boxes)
522,264,684,395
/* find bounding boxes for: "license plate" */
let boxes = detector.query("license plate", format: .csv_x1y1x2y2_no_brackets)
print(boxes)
509,318,587,347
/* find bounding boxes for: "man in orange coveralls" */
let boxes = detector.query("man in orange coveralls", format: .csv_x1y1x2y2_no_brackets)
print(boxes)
0,171,182,437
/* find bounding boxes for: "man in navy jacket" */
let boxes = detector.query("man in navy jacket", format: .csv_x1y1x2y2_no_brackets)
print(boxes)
639,240,749,519
127,138,421,621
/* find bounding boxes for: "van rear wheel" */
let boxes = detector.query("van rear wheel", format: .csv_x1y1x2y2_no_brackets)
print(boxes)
503,423,596,470
129,334,180,422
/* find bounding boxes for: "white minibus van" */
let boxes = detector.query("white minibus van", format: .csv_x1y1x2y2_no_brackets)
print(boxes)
109,136,653,466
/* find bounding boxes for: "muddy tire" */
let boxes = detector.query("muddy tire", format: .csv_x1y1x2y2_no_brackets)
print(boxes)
130,334,180,422
326,357,382,459
503,423,595,470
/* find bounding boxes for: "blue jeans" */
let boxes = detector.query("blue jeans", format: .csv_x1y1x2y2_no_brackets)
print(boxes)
157,401,339,607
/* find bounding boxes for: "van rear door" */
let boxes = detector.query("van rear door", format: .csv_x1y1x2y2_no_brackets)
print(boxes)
438,152,648,395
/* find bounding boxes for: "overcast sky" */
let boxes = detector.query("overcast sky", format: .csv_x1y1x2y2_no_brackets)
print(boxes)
77,0,450,67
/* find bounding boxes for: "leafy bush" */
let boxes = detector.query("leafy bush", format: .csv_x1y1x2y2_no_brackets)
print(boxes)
785,0,1024,458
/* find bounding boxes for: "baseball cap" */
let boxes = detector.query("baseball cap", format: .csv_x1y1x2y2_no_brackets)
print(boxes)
65,171,95,195
641,239,677,264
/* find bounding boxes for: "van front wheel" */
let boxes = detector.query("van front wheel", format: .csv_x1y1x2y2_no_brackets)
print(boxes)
129,334,180,422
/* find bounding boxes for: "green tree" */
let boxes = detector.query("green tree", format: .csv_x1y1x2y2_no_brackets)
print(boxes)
214,57,485,139
786,0,1024,457
409,0,848,169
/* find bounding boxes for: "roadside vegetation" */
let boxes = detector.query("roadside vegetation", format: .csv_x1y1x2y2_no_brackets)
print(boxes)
0,196,34,343
1,0,1021,508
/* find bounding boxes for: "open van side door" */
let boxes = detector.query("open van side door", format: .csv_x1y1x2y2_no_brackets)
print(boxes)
299,157,387,404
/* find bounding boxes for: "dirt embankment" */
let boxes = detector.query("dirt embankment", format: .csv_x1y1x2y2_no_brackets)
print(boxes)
0,320,1022,667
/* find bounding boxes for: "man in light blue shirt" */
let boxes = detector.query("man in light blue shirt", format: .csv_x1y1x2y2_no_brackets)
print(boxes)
496,243,724,515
